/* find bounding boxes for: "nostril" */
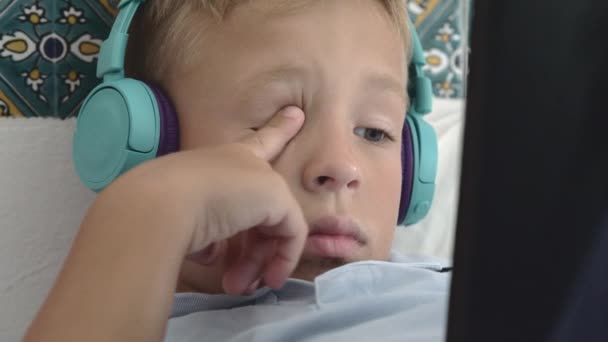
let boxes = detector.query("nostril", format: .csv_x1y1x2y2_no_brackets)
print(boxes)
317,176,330,185
347,179,360,189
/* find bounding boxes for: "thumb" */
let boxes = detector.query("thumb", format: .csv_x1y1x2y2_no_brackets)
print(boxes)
241,106,305,161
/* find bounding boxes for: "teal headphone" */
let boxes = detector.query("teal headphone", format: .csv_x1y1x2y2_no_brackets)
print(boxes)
73,0,438,226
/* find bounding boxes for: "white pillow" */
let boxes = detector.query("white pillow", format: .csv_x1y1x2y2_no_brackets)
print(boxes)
0,118,94,341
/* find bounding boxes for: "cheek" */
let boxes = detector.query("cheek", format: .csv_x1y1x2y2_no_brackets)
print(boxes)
368,154,402,209
364,156,401,257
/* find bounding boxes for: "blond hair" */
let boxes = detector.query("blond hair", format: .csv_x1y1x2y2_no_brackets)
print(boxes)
125,0,411,85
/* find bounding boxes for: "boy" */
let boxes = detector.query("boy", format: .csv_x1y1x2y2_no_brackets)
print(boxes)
25,0,449,341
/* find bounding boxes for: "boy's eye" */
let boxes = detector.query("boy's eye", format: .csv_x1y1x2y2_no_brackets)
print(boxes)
354,127,393,143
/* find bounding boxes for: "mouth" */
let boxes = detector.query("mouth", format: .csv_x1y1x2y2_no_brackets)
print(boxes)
304,216,366,259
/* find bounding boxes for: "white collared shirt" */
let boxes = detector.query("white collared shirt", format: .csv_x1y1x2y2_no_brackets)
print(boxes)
166,251,451,342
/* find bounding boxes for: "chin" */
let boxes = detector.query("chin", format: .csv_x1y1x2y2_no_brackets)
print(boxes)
290,257,349,281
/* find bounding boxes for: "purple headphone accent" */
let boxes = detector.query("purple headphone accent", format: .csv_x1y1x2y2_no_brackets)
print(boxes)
398,122,414,224
148,83,180,157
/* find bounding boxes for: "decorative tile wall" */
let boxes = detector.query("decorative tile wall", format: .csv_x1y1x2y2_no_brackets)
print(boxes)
0,0,117,118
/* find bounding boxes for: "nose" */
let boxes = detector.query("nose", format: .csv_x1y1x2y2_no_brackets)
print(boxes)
302,141,361,193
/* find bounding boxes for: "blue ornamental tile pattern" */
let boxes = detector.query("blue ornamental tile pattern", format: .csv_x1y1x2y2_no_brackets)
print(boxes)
0,0,118,118
408,0,469,99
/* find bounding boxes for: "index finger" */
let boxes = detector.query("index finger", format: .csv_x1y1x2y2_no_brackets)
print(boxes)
241,106,305,161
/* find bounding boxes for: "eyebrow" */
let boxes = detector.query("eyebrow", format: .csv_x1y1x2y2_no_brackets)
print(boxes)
361,70,407,104
239,64,406,104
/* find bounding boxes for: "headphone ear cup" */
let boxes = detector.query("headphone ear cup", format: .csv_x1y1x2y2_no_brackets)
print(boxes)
400,114,438,226
73,79,162,192
147,83,179,157
398,120,415,225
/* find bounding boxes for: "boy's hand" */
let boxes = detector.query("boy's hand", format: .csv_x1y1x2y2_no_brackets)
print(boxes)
191,106,307,295
23,107,306,342
132,106,307,295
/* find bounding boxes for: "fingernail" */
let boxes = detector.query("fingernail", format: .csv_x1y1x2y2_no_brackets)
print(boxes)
244,279,261,296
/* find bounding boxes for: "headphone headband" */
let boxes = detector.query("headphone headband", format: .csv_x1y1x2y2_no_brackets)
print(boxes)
97,0,145,82
401,19,437,225
408,20,433,115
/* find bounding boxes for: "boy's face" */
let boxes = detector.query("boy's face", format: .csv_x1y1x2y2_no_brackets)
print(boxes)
166,0,407,289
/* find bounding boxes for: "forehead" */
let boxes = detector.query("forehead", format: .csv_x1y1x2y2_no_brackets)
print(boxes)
163,0,408,150
174,0,406,81
228,0,392,20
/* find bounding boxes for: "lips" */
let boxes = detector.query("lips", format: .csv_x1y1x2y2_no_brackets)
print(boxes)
304,216,365,259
